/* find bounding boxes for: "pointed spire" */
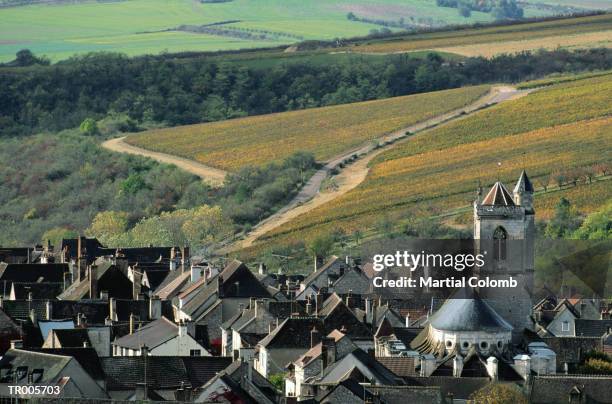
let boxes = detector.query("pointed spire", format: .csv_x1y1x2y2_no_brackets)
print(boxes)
514,170,534,194
482,182,515,206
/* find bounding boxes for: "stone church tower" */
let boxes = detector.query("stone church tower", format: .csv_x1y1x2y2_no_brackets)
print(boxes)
473,171,535,340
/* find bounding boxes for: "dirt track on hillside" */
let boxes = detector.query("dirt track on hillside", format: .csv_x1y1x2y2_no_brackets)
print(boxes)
101,136,228,186
228,85,534,251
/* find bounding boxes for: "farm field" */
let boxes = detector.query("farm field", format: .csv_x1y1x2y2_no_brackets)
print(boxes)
345,13,612,55
0,0,499,62
244,74,612,253
125,85,491,172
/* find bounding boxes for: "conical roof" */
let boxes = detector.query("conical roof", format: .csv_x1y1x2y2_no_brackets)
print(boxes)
429,296,513,332
481,182,515,206
513,170,534,193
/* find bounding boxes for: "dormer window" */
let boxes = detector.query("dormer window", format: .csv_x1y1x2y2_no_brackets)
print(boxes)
493,227,507,261
562,321,570,332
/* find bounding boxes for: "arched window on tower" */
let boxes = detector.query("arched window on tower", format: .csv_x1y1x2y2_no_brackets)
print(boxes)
493,227,507,261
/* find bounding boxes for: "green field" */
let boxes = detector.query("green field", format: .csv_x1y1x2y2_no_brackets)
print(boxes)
0,0,502,62
243,74,612,253
124,85,490,171
343,13,612,55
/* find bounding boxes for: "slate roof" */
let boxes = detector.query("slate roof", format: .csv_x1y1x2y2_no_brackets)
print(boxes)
52,300,109,325
404,375,490,400
0,348,71,383
201,360,278,403
10,282,63,300
530,375,612,404
155,270,190,299
481,181,515,206
429,296,513,332
514,170,534,193
258,317,324,349
0,263,66,283
318,349,404,385
376,357,418,377
24,347,104,380
301,256,341,287
574,319,612,337
1,299,47,320
100,356,231,390
113,316,180,350
52,328,91,348
0,306,20,336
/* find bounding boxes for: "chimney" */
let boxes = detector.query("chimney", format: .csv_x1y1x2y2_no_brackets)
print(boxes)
45,300,52,320
453,354,464,378
255,299,266,318
109,298,117,322
129,313,135,334
247,357,254,382
29,308,37,326
10,340,23,349
513,354,531,380
258,263,266,275
149,296,162,320
322,337,336,366
305,296,313,315
89,265,98,299
27,292,33,302
63,272,70,291
314,256,323,272
310,327,320,348
178,321,188,337
365,298,373,325
486,357,498,380
321,342,328,375
345,290,357,309
180,246,186,273
420,354,436,377
405,312,410,328
315,291,323,317
170,247,176,271
77,313,87,328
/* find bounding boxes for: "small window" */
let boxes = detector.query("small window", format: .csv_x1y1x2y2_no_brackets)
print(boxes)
497,341,503,349
480,341,488,349
190,349,201,357
562,321,570,332
446,340,452,348
462,341,469,349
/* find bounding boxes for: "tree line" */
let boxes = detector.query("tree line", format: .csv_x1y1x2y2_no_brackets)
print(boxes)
1,47,611,137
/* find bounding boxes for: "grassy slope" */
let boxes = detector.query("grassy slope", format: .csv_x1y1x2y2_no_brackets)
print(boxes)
0,0,495,62
125,85,490,171
346,13,612,54
248,74,612,252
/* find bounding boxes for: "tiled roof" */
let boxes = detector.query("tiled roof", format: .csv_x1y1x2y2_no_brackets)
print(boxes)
481,181,515,206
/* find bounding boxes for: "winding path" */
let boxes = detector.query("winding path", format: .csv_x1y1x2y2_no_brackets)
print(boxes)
228,85,534,250
102,136,228,186
102,86,534,251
